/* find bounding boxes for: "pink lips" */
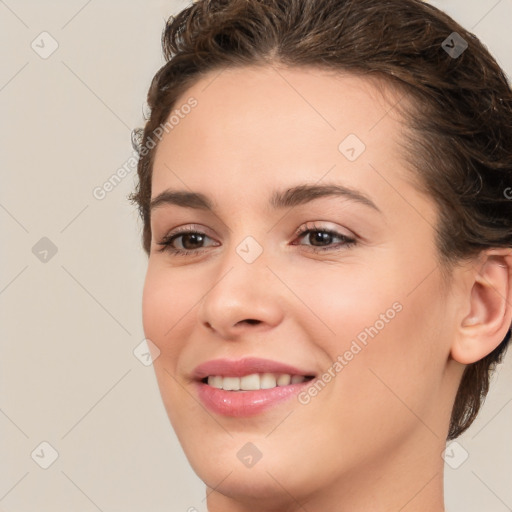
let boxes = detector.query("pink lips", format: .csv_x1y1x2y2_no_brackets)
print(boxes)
192,357,315,380
192,357,316,417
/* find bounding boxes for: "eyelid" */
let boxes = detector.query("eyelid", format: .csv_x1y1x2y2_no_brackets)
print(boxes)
162,221,353,243
293,221,355,239
164,223,216,238
291,224,357,252
155,224,218,253
157,221,357,257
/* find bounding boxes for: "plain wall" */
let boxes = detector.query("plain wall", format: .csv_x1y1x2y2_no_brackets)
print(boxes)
1,1,510,511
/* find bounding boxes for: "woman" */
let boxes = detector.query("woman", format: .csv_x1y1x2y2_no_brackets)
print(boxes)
129,0,512,510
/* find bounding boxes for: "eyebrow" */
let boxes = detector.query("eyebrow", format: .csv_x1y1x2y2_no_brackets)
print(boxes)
150,183,382,214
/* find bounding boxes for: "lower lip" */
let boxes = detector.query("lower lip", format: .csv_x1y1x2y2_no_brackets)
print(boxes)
195,380,313,417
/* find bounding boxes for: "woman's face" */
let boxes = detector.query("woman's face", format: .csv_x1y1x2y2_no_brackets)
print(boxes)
142,66,463,507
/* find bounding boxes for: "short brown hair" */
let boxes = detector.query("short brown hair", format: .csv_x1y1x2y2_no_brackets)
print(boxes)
129,0,512,440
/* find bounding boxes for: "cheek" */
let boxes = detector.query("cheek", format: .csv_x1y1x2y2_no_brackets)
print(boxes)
308,242,450,369
141,262,199,427
330,270,449,438
298,255,449,414
284,258,404,347
141,262,197,360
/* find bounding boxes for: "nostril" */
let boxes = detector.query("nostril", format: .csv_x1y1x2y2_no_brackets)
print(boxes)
242,319,261,325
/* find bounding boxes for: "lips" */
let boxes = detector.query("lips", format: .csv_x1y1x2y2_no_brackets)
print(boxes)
192,357,316,380
192,357,317,417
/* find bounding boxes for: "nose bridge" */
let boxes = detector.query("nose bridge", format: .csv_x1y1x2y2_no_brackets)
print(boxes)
214,230,274,293
198,233,284,337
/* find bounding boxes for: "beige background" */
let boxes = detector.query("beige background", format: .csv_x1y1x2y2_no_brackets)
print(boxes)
1,1,511,511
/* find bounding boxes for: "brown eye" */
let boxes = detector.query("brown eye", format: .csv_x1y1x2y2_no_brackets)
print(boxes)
293,226,357,252
177,232,207,250
307,230,335,246
157,229,219,255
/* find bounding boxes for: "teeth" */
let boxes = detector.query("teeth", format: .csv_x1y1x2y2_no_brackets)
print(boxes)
277,374,291,386
260,373,276,389
208,375,223,389
222,376,240,391
240,373,260,390
206,373,308,391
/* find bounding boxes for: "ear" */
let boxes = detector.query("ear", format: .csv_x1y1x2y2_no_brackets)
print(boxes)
451,249,512,365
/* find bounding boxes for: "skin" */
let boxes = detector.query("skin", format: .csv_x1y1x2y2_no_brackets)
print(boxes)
141,65,512,511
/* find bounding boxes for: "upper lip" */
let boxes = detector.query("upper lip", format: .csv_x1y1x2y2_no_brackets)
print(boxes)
192,357,317,380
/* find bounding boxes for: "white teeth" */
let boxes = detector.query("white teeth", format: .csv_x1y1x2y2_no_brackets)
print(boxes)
222,376,240,391
260,373,277,389
207,375,223,389
206,373,309,391
240,373,260,390
276,374,291,386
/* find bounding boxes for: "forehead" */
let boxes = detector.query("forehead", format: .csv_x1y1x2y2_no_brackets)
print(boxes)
151,65,417,210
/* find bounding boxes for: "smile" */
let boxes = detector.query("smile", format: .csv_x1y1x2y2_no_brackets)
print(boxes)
203,373,314,391
192,357,317,416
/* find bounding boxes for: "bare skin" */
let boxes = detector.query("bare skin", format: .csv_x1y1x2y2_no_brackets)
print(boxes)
141,65,512,512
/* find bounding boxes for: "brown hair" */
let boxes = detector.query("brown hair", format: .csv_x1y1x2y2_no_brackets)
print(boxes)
128,0,512,440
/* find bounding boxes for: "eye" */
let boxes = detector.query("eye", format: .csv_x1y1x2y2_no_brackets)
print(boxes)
156,222,357,257
156,226,219,256
292,223,357,252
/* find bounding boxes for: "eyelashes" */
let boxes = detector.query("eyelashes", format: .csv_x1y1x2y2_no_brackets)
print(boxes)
290,225,357,252
157,229,218,256
156,223,357,257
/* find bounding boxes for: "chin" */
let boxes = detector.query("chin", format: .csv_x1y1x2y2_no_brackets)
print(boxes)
196,460,310,506
174,431,294,494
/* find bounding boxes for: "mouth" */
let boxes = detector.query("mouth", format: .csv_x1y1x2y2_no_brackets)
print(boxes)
200,373,315,391
192,358,318,416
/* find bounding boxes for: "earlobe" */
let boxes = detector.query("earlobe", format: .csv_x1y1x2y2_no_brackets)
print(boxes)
451,251,512,365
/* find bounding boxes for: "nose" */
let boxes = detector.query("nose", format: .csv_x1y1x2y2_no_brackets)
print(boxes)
197,249,285,341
